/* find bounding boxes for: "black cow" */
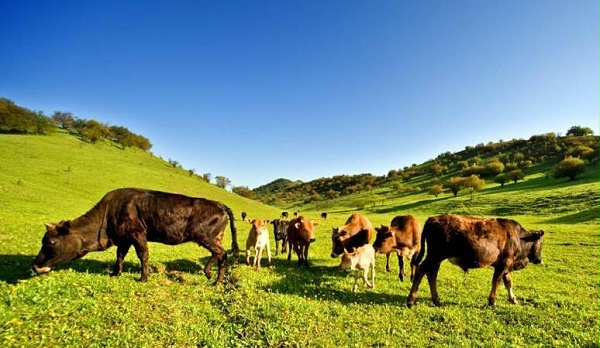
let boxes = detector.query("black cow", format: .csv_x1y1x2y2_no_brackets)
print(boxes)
30,188,239,283
321,212,328,220
270,219,289,255
407,215,544,307
281,211,289,219
241,212,247,221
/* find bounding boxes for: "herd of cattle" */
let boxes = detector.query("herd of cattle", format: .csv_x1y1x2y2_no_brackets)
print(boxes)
30,188,545,307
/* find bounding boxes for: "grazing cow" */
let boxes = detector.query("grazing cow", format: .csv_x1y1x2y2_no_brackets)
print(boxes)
338,244,376,292
241,212,247,221
331,213,374,258
245,219,271,268
287,216,318,266
281,211,289,219
372,215,421,282
407,215,545,307
293,211,299,218
271,219,289,255
30,188,239,283
321,212,328,220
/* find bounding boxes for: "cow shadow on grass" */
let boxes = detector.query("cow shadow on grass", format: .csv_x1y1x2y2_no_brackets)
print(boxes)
262,257,408,307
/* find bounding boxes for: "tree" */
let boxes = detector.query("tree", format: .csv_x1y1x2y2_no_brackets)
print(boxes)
507,169,525,184
443,177,465,197
554,157,586,181
232,186,254,198
52,111,74,129
485,160,505,176
428,184,444,198
215,176,231,189
494,173,509,187
567,145,595,162
566,126,594,137
463,175,485,200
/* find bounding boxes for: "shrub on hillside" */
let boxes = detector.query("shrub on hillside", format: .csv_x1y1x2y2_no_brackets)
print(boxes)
554,157,587,181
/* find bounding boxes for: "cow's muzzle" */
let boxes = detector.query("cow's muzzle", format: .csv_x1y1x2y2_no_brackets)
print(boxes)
30,265,52,276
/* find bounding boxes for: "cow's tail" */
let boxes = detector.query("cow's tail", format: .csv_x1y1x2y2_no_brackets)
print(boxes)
413,221,430,267
224,205,239,258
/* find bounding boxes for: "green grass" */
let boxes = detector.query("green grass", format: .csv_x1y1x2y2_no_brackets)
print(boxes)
0,132,598,347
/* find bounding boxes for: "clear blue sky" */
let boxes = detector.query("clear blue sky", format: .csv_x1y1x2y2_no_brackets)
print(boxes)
1,1,598,189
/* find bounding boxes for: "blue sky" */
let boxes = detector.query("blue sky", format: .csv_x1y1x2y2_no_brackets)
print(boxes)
1,1,598,189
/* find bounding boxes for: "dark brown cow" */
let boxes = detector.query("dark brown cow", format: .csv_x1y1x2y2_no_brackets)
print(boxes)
31,188,239,283
407,215,544,307
321,212,328,220
331,213,374,258
372,215,421,282
271,219,289,255
286,216,318,266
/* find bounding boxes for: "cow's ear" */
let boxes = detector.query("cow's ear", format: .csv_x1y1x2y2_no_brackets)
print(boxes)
45,223,57,232
57,221,72,235
374,226,381,233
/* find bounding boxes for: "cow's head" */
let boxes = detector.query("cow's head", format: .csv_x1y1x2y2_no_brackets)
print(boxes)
30,221,87,276
294,218,317,243
513,230,545,270
331,227,348,258
372,225,394,253
272,219,288,241
338,248,358,270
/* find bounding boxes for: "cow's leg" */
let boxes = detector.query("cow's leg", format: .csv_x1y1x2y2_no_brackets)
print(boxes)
352,271,359,292
426,262,442,306
245,247,251,266
503,273,518,304
303,245,310,267
214,251,227,284
409,249,419,282
132,238,150,282
266,243,272,266
371,261,376,289
253,246,261,269
397,252,405,282
488,266,506,306
385,253,391,272
363,267,373,289
407,259,430,307
111,242,131,277
287,241,293,261
274,240,279,256
282,238,287,254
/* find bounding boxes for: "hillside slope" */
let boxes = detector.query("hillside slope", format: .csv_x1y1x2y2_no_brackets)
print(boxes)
0,132,279,230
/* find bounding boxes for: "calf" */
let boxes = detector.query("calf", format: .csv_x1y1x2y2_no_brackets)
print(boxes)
407,215,545,307
287,216,318,266
30,188,239,283
372,215,421,282
338,244,376,292
270,219,288,255
331,213,374,258
245,219,271,269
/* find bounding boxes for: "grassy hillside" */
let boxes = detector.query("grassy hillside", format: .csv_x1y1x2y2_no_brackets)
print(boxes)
0,132,598,347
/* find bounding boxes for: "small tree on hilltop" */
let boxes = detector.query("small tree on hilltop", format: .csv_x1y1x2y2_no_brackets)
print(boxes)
428,184,444,198
507,169,525,184
566,125,594,136
463,175,485,200
494,173,509,187
554,157,586,181
443,177,465,197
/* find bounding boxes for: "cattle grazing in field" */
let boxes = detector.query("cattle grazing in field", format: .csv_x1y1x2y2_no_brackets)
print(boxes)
30,188,239,283
372,215,421,282
245,219,271,269
270,219,289,255
338,244,376,292
241,212,247,221
321,212,328,220
293,211,299,218
406,215,545,308
331,213,374,258
281,211,289,219
287,216,318,266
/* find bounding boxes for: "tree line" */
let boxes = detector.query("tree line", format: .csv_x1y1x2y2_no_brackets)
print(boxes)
0,97,151,151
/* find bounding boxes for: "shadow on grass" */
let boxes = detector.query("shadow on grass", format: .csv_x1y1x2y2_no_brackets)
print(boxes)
543,207,600,224
254,256,408,306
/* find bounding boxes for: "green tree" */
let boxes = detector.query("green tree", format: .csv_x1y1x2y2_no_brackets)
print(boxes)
443,177,465,197
428,184,444,198
463,175,485,200
507,169,525,184
494,173,509,187
485,161,505,176
215,175,231,189
554,157,586,181
566,125,594,136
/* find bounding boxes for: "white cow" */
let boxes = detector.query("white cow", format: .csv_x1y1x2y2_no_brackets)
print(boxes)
338,244,375,292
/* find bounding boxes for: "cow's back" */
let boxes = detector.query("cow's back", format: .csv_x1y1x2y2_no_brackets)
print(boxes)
390,215,420,248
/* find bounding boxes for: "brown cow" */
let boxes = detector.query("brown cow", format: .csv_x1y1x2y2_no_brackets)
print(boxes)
372,215,421,282
287,216,318,266
245,219,271,268
30,188,239,283
407,215,545,307
331,213,374,258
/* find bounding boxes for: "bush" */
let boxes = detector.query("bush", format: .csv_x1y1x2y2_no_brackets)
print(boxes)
554,157,586,181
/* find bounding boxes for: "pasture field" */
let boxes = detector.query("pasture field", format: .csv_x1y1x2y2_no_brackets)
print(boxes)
0,133,598,347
